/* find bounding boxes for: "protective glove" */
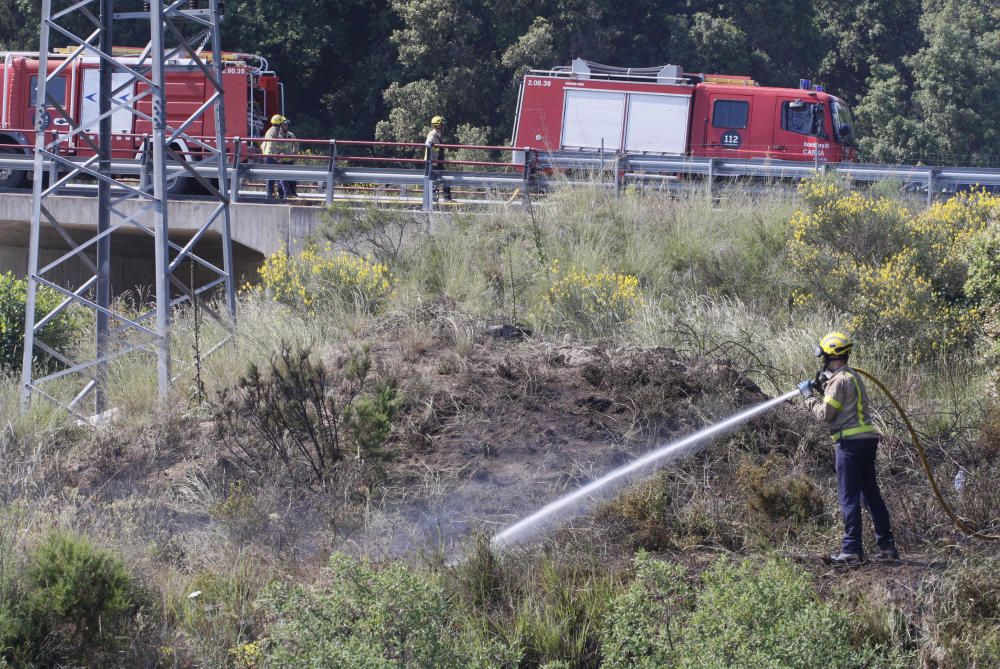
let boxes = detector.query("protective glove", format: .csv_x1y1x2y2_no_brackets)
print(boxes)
797,380,814,398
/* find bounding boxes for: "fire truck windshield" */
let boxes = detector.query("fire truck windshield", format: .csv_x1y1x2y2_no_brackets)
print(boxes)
831,100,856,147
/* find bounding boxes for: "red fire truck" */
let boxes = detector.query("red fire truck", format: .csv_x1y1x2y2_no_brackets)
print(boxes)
0,47,283,189
512,59,858,164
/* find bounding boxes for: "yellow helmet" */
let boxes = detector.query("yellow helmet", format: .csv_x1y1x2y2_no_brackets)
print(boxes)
431,115,446,126
816,331,852,358
270,114,287,125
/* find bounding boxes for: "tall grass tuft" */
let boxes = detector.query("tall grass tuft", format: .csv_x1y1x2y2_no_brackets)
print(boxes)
448,536,621,668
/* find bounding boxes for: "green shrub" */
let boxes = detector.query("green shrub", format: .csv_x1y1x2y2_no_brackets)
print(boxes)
601,551,690,669
787,180,999,356
537,260,644,338
0,531,135,667
260,552,472,668
346,379,400,469
256,243,393,314
0,272,82,372
679,557,860,668
214,344,398,492
602,554,864,669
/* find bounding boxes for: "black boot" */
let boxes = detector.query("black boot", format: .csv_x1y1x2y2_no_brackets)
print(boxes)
873,547,899,562
824,552,862,566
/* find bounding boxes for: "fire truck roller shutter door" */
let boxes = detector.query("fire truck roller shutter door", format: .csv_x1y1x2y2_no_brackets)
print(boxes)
625,93,691,154
81,69,136,134
80,68,135,134
561,89,625,151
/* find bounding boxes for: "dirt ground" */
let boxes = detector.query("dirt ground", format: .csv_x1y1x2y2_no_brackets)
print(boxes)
358,328,767,554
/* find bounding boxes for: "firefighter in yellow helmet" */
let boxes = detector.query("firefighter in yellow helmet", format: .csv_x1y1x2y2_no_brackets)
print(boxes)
261,114,298,201
798,332,898,566
424,115,452,202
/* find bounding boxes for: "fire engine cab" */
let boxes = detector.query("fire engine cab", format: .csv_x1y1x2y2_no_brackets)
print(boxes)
512,59,858,164
0,47,283,189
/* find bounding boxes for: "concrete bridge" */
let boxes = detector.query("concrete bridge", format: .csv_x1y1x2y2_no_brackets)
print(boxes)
0,192,327,292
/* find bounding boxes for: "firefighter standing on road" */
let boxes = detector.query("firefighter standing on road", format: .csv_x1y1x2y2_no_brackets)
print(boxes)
798,332,899,566
261,114,298,201
424,115,452,202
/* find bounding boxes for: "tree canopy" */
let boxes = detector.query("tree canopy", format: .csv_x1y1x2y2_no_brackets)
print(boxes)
2,0,998,164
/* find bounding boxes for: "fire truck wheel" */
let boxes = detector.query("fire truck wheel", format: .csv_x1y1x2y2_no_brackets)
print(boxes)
0,147,28,189
165,173,191,195
139,145,192,195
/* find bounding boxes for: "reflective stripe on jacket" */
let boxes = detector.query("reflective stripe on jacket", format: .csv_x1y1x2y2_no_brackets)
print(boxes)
804,366,877,441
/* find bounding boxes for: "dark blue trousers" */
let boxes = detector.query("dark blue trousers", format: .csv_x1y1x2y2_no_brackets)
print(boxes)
836,437,895,556
265,156,296,199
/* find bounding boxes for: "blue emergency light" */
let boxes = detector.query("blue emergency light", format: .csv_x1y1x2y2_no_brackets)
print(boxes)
814,85,825,92
799,78,811,90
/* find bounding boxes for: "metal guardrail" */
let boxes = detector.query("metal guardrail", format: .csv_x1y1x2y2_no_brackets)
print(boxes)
539,152,1000,205
0,136,533,210
233,137,532,210
0,159,532,209
4,146,1000,209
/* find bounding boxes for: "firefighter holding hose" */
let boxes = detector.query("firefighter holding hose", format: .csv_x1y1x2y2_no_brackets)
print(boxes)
798,332,899,566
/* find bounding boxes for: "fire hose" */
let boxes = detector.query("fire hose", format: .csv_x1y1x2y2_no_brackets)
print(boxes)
853,366,1000,541
491,367,997,549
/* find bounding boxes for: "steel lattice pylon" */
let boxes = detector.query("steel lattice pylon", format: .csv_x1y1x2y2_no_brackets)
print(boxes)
21,0,236,417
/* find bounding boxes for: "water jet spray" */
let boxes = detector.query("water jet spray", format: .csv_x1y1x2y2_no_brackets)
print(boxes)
491,369,1000,552
491,388,800,549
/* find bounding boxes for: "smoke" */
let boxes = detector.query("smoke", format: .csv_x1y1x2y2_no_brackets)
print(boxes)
491,389,800,548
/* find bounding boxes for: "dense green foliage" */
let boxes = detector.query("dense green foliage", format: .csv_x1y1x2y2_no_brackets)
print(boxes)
600,552,688,669
0,271,81,373
256,550,901,669
2,0,999,163
260,553,473,667
0,531,137,667
787,181,1000,356
679,558,860,668
602,553,863,668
